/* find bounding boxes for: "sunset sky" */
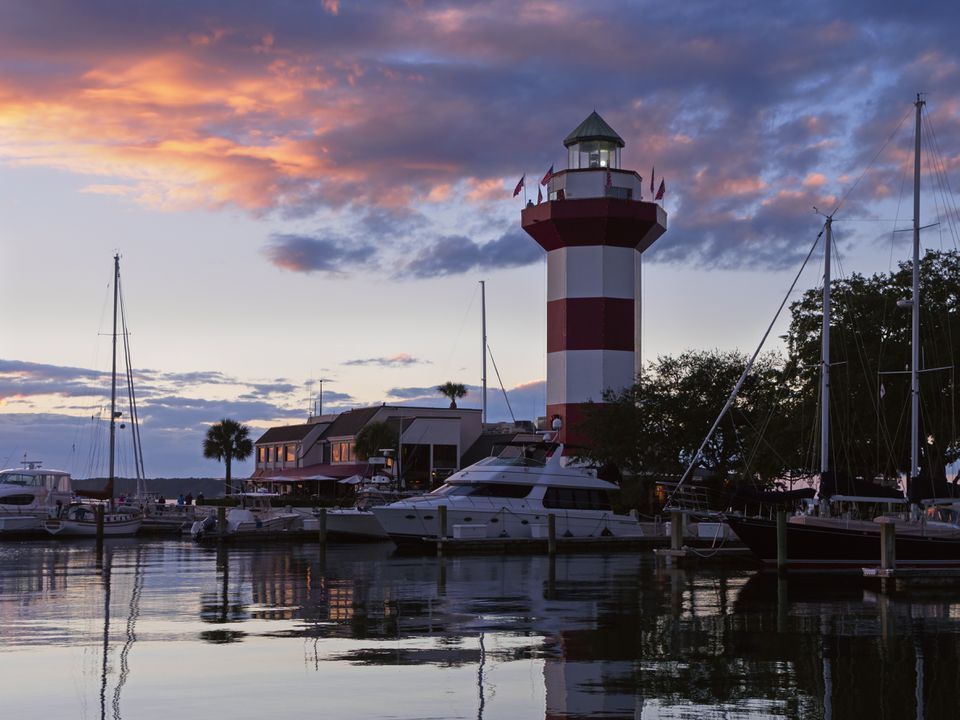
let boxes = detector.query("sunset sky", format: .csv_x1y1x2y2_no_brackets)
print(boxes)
2,0,960,477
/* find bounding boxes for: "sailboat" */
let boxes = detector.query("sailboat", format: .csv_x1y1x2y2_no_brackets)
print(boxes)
43,255,143,537
726,95,960,569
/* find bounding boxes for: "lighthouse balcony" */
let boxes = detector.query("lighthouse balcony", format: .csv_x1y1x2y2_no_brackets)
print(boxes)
548,168,644,202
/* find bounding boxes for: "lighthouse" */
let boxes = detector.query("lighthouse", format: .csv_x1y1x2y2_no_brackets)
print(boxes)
521,111,667,447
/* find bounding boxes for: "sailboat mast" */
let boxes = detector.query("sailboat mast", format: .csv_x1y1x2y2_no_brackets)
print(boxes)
821,217,832,474
109,254,119,486
910,95,924,489
480,280,487,425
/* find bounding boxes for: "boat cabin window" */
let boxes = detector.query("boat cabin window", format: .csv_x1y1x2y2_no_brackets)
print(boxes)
542,487,612,511
0,472,41,486
0,493,36,506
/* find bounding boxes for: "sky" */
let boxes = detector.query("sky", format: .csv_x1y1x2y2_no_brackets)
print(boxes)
2,0,960,478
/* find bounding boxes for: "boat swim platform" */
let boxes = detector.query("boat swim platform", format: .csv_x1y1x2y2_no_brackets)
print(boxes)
399,535,678,555
654,546,758,567
193,529,326,544
862,566,960,588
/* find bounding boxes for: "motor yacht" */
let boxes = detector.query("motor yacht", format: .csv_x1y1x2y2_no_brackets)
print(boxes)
0,464,73,535
371,442,643,546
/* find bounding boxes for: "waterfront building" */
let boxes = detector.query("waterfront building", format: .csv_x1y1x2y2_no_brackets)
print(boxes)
251,404,482,494
521,111,668,446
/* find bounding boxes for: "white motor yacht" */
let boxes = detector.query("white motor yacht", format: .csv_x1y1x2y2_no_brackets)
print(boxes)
190,492,312,540
371,442,643,546
324,474,416,541
0,464,73,534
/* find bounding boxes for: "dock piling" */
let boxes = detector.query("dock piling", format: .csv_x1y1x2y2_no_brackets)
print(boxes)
879,517,896,570
318,507,327,545
670,511,683,551
547,513,557,555
217,506,226,540
95,504,105,542
776,511,788,573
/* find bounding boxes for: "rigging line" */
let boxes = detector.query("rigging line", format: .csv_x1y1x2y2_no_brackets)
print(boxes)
923,111,960,251
118,277,145,481
667,225,825,506
439,283,479,379
830,103,913,217
486,343,515,424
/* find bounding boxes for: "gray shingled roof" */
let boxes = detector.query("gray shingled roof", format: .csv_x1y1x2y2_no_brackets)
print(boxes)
563,111,625,148
320,405,382,439
255,423,317,444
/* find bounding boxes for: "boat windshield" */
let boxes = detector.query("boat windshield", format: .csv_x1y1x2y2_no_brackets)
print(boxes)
428,482,533,499
476,445,550,468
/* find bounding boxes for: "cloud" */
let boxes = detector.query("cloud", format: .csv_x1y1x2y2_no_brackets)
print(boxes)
1,1,960,269
401,228,542,278
263,232,378,274
343,354,431,368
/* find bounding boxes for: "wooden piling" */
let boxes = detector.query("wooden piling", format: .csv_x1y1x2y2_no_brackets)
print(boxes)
547,513,557,555
318,507,327,544
879,517,896,570
670,511,683,551
95,504,105,541
776,510,788,573
437,505,447,556
217,506,226,538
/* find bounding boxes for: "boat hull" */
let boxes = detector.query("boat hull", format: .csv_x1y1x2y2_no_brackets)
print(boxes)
372,504,643,547
727,515,960,569
324,508,389,541
43,515,142,537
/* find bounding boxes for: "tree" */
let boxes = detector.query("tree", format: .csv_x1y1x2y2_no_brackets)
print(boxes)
783,249,960,487
437,381,468,409
577,350,789,511
355,421,400,462
203,418,253,496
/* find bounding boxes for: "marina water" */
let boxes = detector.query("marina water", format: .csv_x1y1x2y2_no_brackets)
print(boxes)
2,540,958,718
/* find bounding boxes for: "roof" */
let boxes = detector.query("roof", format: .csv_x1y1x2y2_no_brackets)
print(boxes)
255,423,319,445
563,111,625,148
320,405,382,439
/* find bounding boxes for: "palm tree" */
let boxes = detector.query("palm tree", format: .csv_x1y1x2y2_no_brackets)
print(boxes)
437,381,468,409
203,418,254,496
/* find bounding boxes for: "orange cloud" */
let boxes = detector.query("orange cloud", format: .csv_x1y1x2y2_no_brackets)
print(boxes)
465,177,505,202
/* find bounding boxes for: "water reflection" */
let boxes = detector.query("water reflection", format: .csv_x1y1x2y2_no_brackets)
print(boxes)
2,541,960,718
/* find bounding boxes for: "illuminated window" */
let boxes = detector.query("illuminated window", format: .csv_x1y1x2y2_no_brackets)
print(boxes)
286,445,295,462
258,447,265,463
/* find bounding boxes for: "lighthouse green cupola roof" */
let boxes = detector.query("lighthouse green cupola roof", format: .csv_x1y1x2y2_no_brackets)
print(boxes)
563,111,625,148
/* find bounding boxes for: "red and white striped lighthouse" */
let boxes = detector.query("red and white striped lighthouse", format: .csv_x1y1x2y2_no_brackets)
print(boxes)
521,111,667,447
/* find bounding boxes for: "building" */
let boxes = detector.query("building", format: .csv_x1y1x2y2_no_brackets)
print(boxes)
521,110,668,447
250,404,483,494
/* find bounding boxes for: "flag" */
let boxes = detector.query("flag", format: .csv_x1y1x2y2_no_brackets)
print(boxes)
537,186,542,204
540,165,554,186
605,170,612,189
513,174,525,197
650,167,655,195
655,178,665,200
